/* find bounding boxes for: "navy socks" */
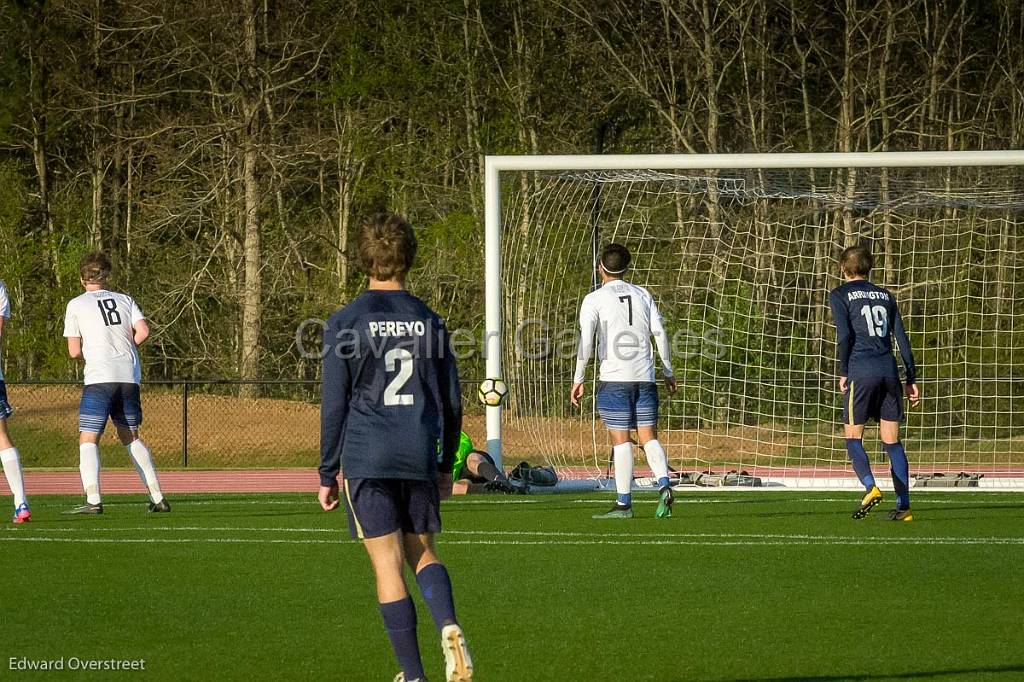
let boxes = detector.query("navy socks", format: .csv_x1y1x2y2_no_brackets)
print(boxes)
379,597,424,679
416,563,457,631
883,441,911,510
845,439,876,491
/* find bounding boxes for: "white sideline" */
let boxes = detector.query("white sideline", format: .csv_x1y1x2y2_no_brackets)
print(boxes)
2,535,1022,547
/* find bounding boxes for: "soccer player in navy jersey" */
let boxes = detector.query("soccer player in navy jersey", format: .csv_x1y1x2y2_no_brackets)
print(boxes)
319,214,472,682
829,245,920,521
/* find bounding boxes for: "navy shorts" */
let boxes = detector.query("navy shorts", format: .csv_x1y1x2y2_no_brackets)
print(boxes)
342,478,441,540
843,376,904,425
596,381,659,431
0,381,12,420
79,382,143,434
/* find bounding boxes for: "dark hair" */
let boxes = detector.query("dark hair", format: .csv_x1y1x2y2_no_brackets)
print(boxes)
80,251,113,284
600,243,631,275
358,213,418,281
839,244,873,278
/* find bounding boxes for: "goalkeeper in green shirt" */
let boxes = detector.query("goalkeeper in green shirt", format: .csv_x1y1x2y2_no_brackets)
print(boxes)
452,432,518,493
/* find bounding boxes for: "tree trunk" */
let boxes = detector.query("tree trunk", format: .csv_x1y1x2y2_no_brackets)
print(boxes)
239,0,262,399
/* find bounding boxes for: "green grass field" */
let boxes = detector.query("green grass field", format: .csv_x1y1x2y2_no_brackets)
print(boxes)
2,491,1023,681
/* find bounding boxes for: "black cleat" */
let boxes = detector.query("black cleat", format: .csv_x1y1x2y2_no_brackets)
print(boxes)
64,502,104,515
148,498,171,513
484,476,518,494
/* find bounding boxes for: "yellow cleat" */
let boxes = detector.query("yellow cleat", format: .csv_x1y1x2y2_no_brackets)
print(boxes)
888,509,913,522
852,486,883,519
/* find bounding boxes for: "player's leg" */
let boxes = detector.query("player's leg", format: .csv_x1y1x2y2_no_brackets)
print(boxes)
0,386,30,523
465,451,516,493
66,384,111,514
594,382,636,518
636,382,672,518
364,532,428,681
879,379,912,520
405,534,473,682
401,479,472,682
346,479,427,681
845,379,883,519
112,383,167,511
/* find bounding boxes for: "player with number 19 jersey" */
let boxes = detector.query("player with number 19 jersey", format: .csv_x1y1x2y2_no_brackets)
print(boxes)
828,279,916,424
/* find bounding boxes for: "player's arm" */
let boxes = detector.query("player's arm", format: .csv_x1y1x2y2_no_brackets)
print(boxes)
318,317,351,510
63,302,83,359
649,297,677,394
828,290,853,393
129,298,149,346
0,283,8,343
891,299,920,407
571,298,598,406
437,321,463,499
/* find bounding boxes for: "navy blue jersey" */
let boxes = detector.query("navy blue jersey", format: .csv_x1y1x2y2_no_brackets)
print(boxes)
828,279,917,385
319,290,462,485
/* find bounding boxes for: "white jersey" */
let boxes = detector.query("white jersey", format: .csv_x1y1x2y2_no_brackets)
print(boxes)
63,290,145,385
573,279,674,384
0,281,9,382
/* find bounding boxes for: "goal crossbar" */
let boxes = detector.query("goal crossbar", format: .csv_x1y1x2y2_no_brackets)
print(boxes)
483,151,1024,480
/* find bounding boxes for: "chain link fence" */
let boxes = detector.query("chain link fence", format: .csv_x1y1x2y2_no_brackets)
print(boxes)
5,380,486,470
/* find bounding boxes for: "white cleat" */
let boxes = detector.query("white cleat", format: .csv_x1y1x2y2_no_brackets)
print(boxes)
441,623,473,682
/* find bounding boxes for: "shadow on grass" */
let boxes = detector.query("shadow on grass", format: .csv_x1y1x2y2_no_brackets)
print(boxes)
688,663,1024,682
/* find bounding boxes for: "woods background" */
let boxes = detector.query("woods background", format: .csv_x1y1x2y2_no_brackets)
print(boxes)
0,0,1022,388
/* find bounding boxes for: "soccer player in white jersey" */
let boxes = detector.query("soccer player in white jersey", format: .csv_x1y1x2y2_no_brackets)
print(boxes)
62,252,168,515
571,243,677,519
0,279,31,524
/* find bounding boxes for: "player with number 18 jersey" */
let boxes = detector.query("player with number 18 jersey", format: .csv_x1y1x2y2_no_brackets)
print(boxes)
62,252,167,515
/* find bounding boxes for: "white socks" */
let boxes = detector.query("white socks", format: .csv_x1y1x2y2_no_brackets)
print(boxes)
127,439,163,504
612,442,634,497
80,443,102,504
642,439,671,482
1,447,26,508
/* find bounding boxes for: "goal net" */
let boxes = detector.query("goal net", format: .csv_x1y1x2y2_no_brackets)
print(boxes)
484,153,1024,490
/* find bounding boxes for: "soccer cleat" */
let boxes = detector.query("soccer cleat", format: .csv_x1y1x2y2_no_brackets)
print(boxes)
655,486,674,519
888,508,913,522
852,486,883,519
393,673,427,682
148,498,171,513
592,503,634,519
12,503,31,524
64,502,104,515
483,476,518,494
441,623,473,682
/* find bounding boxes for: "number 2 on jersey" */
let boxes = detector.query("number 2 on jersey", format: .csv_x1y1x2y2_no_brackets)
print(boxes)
859,304,888,337
97,298,122,327
383,348,414,406
618,295,633,325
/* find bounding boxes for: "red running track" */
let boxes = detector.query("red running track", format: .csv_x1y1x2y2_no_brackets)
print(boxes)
0,469,319,495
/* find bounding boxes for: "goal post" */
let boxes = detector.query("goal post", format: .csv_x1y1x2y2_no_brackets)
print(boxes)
484,151,1024,489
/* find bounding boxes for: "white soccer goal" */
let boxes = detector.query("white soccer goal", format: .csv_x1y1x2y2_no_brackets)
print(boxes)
484,152,1024,490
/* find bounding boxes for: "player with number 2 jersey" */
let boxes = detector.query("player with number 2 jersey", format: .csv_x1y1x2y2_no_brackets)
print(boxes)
319,213,471,682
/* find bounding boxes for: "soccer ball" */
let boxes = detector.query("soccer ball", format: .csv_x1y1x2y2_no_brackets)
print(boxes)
477,378,508,407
